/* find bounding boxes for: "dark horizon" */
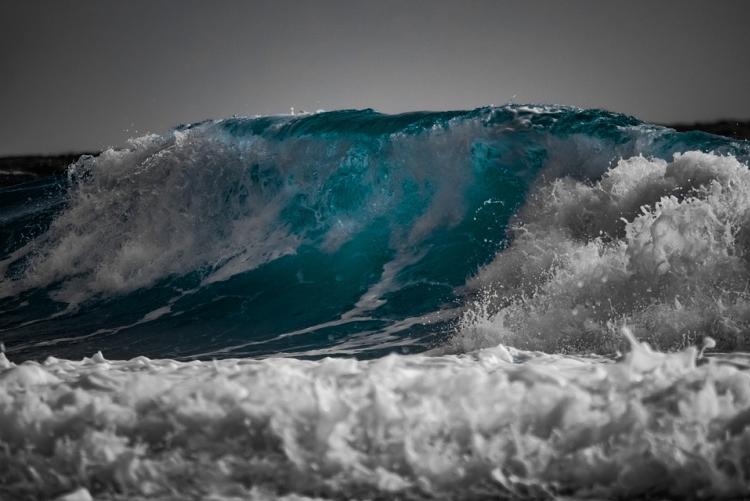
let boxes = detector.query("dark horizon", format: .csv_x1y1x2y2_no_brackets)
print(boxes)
2,0,749,156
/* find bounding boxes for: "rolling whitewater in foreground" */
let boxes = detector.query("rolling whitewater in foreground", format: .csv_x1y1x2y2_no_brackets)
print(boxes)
2,105,750,500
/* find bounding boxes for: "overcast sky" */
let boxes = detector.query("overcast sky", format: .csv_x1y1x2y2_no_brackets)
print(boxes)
1,0,749,155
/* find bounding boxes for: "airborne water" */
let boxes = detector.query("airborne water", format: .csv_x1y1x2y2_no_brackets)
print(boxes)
2,105,750,500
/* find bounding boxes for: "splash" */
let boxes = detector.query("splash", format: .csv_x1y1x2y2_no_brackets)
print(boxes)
457,151,750,354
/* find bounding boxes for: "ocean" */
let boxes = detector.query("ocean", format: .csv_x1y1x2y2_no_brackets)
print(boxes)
1,105,750,500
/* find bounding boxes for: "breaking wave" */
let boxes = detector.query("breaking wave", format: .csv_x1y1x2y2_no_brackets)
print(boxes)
1,105,748,361
1,105,750,499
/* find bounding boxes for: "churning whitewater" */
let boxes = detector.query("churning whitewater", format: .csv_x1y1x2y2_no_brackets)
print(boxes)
2,105,750,499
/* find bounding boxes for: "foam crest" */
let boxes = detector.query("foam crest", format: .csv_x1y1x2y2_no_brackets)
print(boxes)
459,151,750,353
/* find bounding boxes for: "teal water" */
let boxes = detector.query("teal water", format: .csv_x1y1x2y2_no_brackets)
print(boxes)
0,105,748,361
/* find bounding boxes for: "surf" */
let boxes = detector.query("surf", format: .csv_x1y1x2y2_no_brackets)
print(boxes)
2,105,750,499
1,105,748,362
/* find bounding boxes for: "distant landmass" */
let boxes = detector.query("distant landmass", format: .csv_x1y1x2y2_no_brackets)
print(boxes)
667,120,750,141
1,120,748,188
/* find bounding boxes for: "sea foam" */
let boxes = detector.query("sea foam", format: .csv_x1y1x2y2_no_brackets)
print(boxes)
459,151,750,354
1,336,750,500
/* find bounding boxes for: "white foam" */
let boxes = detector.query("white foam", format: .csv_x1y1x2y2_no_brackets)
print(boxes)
1,337,748,499
0,133,301,304
458,151,750,353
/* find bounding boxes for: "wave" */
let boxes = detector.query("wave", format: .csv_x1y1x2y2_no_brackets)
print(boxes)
2,105,750,499
0,105,748,363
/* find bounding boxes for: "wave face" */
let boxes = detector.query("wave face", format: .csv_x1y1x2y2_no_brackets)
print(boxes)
1,106,749,362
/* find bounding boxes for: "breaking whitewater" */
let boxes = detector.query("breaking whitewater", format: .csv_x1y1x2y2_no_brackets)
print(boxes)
2,105,750,500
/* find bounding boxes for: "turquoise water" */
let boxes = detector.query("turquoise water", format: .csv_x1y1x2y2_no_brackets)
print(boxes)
1,105,747,361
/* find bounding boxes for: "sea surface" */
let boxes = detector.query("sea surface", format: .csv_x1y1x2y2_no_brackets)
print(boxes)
2,105,750,500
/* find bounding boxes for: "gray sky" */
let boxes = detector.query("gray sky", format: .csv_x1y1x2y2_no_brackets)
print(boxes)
1,0,749,155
